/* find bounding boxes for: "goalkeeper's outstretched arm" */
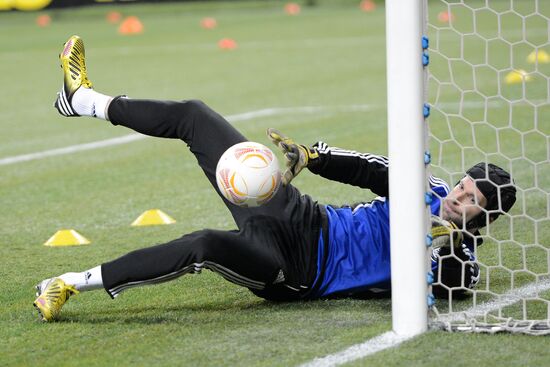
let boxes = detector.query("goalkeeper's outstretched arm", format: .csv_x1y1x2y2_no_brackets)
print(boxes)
308,142,390,197
267,129,389,195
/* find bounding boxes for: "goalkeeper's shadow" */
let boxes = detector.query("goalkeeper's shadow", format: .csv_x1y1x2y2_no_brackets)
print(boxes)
55,296,392,325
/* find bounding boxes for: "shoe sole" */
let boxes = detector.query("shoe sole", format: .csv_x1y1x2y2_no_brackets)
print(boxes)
60,36,91,97
34,281,52,321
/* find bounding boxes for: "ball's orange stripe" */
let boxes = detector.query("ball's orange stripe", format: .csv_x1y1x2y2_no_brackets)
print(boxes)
244,153,268,166
257,176,276,199
230,172,247,196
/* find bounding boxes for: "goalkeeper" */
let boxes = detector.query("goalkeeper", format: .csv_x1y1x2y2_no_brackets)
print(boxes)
34,36,517,321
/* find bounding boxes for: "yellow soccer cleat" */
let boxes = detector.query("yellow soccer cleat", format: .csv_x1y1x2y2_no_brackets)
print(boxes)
54,35,93,117
33,278,79,322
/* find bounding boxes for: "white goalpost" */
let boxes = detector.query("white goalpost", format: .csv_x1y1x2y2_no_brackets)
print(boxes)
386,0,430,336
389,0,550,335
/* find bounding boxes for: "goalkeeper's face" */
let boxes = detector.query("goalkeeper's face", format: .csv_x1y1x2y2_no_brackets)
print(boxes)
442,176,488,227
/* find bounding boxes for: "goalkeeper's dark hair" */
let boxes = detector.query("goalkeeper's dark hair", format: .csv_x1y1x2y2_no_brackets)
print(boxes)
462,162,517,229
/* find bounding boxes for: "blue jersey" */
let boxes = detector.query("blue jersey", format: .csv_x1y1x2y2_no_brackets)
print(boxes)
312,176,452,298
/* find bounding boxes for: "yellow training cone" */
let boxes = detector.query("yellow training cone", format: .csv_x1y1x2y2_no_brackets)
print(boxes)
527,50,550,64
505,69,532,84
131,209,176,226
44,229,91,247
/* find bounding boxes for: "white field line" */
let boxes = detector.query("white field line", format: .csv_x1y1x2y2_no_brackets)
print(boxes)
0,105,374,167
438,277,550,323
0,134,146,166
226,104,373,122
299,331,415,367
106,36,377,56
300,279,550,367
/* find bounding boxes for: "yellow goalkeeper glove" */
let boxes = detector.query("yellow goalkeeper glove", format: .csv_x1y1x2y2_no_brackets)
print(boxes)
267,128,319,185
431,215,463,249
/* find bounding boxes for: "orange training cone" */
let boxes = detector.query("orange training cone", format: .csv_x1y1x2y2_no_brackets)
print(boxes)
218,38,237,50
284,3,300,15
106,11,122,24
36,14,51,27
359,0,376,12
118,16,144,35
201,17,217,29
438,11,454,23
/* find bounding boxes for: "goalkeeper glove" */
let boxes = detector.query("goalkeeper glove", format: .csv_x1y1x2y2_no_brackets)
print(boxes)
432,243,480,293
266,128,319,185
431,215,463,249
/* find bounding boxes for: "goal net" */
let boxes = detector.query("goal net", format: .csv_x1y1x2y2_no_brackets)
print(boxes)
426,0,550,334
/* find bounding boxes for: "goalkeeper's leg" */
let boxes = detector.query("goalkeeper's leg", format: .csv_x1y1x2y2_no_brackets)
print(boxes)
109,97,305,228
104,228,284,298
59,84,303,228
34,227,288,321
52,35,301,228
102,228,284,298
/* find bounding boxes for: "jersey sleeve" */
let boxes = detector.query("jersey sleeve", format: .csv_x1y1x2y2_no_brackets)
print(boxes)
308,141,390,197
429,175,451,196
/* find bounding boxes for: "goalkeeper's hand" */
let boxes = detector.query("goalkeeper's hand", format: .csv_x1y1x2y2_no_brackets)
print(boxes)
431,215,463,249
266,128,319,185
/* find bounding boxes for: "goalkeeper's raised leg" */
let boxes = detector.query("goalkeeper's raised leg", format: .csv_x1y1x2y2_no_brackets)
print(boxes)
54,35,112,119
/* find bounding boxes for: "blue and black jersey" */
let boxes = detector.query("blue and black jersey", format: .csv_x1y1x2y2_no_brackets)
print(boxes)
307,142,479,298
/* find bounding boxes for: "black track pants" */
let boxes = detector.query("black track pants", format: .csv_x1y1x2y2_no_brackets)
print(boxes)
101,98,325,301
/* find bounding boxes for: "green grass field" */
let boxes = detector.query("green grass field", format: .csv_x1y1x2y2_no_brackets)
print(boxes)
1,1,549,366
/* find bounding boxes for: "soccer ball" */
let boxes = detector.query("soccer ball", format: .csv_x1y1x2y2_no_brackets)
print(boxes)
216,142,282,207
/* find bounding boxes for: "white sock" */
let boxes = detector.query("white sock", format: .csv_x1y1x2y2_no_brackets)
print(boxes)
71,87,113,120
59,265,104,292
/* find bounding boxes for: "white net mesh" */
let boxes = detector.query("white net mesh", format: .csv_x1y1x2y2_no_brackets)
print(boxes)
426,0,550,334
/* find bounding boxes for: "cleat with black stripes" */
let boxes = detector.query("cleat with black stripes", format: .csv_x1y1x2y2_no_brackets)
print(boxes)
33,278,79,322
54,35,93,117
